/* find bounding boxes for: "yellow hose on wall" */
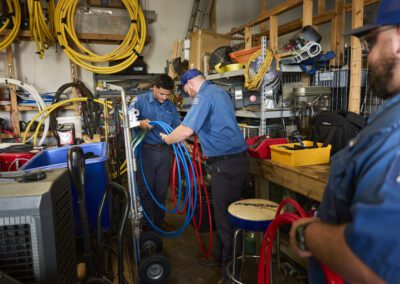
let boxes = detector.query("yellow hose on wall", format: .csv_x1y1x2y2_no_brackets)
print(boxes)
244,49,275,90
54,0,147,74
0,0,21,51
27,0,56,58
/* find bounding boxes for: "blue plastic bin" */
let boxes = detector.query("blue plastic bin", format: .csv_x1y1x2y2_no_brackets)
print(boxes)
21,142,109,234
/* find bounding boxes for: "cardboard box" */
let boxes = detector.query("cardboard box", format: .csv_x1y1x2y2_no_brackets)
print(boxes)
189,30,231,72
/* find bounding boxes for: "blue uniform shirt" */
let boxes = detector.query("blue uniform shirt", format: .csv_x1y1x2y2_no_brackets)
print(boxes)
182,81,247,157
308,95,400,283
129,90,180,144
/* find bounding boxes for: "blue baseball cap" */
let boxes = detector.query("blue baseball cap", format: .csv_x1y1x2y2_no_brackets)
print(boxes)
345,0,400,37
180,69,203,85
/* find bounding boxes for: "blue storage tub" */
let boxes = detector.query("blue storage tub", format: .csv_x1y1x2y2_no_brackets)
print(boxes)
21,142,109,234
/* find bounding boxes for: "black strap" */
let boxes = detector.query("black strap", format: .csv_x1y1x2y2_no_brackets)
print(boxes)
322,126,337,148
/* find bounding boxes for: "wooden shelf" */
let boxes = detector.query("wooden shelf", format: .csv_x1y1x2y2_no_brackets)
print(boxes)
0,105,75,111
13,30,150,44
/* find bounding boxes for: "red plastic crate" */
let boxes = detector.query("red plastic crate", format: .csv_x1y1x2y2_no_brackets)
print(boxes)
0,152,36,171
246,137,288,159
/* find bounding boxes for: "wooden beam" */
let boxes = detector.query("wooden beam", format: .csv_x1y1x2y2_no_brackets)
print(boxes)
69,61,80,116
168,40,180,78
348,0,364,114
318,0,326,15
210,0,217,33
344,0,379,12
331,0,345,66
253,11,335,44
302,0,313,86
260,0,268,33
303,0,313,26
244,27,253,49
6,46,20,136
228,0,303,35
269,16,278,52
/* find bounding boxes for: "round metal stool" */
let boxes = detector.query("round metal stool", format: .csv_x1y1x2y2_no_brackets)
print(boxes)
227,199,278,284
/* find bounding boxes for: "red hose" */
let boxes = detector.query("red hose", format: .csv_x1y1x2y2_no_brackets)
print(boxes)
257,198,344,284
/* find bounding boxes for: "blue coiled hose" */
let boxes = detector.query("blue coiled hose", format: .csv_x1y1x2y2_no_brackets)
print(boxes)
133,121,198,238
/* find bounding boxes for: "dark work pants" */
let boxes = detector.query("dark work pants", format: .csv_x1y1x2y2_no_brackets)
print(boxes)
138,145,172,227
211,155,250,280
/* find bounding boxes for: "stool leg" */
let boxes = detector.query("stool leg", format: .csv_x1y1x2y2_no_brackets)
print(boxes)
231,229,241,281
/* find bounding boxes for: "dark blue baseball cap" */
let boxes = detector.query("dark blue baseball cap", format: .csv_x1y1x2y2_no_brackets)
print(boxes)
180,69,203,85
345,0,400,37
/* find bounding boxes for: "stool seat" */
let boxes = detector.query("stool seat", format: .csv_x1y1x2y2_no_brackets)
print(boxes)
228,199,278,231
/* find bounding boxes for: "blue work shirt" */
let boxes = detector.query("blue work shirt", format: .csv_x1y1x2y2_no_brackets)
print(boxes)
308,95,400,283
182,81,247,157
129,90,180,144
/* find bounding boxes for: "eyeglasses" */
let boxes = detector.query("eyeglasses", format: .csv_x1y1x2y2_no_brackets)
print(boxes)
359,26,396,52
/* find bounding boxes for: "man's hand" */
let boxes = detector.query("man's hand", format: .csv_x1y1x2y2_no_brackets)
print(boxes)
160,133,169,144
140,119,153,129
289,217,317,258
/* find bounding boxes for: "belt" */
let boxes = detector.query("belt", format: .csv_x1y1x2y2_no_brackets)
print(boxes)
207,150,248,164
142,143,169,149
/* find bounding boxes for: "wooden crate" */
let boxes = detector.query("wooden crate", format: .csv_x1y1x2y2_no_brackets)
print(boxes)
189,30,231,72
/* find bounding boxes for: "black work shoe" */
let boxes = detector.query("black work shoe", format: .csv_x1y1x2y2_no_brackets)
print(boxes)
198,256,221,267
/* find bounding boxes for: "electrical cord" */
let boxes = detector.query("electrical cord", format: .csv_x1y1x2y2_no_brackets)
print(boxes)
50,81,99,139
0,0,21,51
54,0,146,74
244,49,276,90
27,0,56,58
0,78,49,146
257,198,344,284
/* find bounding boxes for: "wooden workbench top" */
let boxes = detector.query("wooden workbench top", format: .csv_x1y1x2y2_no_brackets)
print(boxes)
251,158,330,202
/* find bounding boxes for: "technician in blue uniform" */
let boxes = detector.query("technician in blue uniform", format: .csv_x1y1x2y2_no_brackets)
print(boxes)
160,69,249,284
289,1,400,283
130,74,180,229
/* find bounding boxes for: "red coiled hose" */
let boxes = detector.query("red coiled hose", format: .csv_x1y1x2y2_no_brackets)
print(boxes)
257,198,344,284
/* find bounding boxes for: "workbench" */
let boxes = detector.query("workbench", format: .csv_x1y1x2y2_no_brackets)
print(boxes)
250,158,329,202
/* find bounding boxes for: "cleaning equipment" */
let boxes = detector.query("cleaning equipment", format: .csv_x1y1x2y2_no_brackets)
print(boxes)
21,97,112,146
54,0,146,74
257,198,344,284
0,78,49,146
0,0,21,51
27,0,56,58
51,81,99,139
56,123,75,146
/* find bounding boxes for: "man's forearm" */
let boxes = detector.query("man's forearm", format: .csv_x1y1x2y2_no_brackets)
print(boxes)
164,125,194,144
305,222,385,284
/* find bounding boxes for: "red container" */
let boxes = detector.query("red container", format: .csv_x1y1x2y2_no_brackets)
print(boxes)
0,152,36,171
246,137,288,159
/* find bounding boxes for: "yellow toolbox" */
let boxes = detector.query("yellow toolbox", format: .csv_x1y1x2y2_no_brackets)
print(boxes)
270,141,331,166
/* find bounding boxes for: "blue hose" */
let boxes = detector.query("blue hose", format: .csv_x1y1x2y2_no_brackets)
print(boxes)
133,121,198,238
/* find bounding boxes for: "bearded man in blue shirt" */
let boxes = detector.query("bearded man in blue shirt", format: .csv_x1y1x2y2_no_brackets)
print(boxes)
160,69,249,284
130,74,180,229
289,1,400,283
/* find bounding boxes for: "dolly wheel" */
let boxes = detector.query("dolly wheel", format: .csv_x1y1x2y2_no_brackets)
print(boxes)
139,253,171,284
140,231,163,255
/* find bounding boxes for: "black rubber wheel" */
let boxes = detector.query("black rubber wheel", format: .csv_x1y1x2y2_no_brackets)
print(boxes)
138,253,171,284
140,231,163,255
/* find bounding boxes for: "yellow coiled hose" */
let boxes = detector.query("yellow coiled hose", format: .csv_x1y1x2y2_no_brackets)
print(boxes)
54,0,146,74
0,0,21,51
27,0,56,59
244,49,275,90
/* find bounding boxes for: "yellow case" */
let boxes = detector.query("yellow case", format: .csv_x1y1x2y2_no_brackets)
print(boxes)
270,141,331,166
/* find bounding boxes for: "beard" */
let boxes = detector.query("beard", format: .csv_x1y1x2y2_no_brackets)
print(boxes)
368,54,397,99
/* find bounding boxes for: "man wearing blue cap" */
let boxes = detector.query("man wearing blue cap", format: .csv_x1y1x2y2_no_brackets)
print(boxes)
129,74,180,230
289,0,400,283
160,69,249,283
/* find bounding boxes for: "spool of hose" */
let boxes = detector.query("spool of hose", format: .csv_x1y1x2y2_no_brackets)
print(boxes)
0,0,21,51
0,78,49,146
50,81,99,139
54,0,146,74
27,0,56,59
